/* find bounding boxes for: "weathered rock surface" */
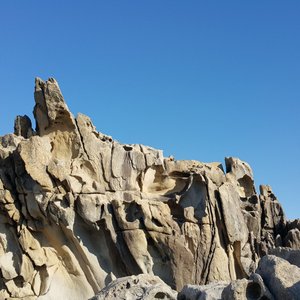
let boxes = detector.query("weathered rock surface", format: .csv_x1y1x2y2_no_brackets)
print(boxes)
257,255,300,300
221,275,273,300
177,274,274,300
0,78,299,299
269,247,300,268
178,282,229,300
90,274,177,300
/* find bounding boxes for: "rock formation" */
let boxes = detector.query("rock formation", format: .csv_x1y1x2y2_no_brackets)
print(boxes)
0,78,299,299
91,274,177,300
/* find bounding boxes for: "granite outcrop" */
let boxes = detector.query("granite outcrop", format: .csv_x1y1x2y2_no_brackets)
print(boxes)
0,78,299,299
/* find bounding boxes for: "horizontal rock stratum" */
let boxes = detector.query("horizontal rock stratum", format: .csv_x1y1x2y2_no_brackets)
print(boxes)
0,78,299,300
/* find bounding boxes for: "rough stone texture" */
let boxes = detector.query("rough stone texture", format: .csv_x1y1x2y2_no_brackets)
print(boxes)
0,78,299,299
90,274,177,300
177,274,273,300
284,219,300,249
221,276,273,300
14,115,34,139
257,255,300,300
259,185,287,254
269,247,300,268
178,282,229,300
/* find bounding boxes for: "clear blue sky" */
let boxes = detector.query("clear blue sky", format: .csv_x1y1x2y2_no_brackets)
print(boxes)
0,1,299,219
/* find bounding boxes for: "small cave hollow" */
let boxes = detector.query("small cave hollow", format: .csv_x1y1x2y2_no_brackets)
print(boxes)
124,201,143,223
246,282,262,299
154,292,167,299
238,175,255,198
123,145,133,151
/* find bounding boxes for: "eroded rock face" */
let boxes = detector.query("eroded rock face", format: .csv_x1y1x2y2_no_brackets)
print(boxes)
178,282,229,300
0,78,299,299
257,255,300,300
90,274,177,300
177,274,274,300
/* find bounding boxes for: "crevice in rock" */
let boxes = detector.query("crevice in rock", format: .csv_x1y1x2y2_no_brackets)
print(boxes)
74,118,91,161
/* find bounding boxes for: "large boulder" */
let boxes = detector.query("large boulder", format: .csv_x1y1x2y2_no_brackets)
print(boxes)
90,274,177,300
221,275,273,300
178,274,273,300
256,255,300,299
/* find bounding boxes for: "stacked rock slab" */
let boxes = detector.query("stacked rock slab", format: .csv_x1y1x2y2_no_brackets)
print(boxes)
0,78,299,300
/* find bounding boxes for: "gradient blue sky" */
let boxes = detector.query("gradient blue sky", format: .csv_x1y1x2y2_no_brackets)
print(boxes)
0,1,299,219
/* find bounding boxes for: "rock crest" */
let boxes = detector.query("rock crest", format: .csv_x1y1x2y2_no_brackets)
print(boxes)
0,78,299,299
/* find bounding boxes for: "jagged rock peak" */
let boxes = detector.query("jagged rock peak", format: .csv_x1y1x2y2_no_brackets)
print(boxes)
0,77,299,300
14,115,34,138
33,77,76,135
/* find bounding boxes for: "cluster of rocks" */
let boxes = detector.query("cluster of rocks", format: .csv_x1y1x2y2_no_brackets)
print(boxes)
0,78,299,299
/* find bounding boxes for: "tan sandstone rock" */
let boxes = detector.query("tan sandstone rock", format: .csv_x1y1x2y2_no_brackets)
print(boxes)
0,78,298,299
